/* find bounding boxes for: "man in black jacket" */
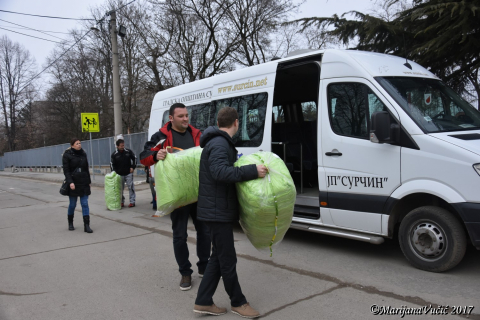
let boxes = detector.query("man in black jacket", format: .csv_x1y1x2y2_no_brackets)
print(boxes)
110,139,137,207
193,107,267,318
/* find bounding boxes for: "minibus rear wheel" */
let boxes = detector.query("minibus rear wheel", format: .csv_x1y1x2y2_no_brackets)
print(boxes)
398,206,466,272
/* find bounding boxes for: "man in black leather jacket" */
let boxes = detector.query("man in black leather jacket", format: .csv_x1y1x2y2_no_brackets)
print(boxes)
193,107,267,318
110,139,137,207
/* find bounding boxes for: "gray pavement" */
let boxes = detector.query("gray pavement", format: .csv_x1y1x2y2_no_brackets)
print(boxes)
0,170,148,188
0,174,479,320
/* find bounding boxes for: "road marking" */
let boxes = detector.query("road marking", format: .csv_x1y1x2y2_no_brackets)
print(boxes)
0,232,152,261
0,290,47,296
262,284,345,317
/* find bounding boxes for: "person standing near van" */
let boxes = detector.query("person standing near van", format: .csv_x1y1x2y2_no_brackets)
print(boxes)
63,138,93,233
110,139,137,207
140,102,210,291
193,107,267,318
146,166,157,210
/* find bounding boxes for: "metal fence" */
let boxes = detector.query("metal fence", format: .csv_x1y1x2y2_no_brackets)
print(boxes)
0,156,4,171
2,132,148,168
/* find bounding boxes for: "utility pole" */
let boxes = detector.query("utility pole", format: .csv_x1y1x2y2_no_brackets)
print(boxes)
109,11,122,137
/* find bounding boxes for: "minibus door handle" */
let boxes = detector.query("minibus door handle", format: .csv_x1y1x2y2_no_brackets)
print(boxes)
325,151,343,156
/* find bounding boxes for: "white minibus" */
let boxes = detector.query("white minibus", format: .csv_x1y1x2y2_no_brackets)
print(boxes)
147,49,480,272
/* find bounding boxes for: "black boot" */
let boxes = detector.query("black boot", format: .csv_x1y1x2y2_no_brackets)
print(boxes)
83,216,93,233
68,215,75,231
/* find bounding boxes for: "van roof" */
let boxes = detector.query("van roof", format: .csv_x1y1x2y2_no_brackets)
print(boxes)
152,49,438,105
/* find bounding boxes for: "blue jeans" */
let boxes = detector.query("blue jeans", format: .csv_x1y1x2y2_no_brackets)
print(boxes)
68,195,89,216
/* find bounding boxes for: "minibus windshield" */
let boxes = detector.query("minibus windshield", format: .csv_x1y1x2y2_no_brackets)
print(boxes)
376,77,480,133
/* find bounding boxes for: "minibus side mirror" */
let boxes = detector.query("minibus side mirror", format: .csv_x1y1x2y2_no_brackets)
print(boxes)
370,111,400,144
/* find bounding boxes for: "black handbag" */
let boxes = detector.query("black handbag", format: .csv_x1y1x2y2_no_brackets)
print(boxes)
60,180,69,196
59,167,80,196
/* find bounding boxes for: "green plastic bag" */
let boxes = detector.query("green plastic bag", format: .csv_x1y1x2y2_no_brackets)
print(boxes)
154,147,203,216
105,172,122,211
235,152,296,255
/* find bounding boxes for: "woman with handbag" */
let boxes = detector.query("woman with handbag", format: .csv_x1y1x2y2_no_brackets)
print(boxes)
62,138,93,233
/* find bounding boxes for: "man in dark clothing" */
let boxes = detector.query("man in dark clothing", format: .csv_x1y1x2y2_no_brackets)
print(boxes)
193,107,267,319
110,139,137,207
139,103,210,291
146,166,157,210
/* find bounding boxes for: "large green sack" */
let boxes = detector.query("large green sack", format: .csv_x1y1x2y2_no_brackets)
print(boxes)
235,152,296,255
154,147,203,216
105,172,122,210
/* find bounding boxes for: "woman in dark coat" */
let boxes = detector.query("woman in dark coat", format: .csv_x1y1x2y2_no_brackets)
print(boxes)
62,138,93,233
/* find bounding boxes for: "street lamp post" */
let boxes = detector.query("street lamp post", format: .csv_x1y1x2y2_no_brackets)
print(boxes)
109,10,122,137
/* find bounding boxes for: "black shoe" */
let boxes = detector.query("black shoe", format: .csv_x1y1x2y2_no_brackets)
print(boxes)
180,275,192,291
68,215,74,231
83,216,93,233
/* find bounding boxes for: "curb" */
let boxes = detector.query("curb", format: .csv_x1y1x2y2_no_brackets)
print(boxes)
0,172,147,188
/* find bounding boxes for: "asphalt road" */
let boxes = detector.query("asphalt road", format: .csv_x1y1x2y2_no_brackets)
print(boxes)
0,175,479,320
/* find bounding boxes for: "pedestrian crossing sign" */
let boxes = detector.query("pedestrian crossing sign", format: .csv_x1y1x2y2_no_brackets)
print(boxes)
81,113,100,132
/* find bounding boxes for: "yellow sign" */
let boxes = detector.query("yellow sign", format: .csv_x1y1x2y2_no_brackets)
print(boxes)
81,113,100,132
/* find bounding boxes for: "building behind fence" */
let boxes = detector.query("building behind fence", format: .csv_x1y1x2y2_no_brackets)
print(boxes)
2,132,148,172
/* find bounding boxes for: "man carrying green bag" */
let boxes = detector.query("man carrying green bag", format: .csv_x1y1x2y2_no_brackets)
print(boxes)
140,103,210,292
194,107,267,318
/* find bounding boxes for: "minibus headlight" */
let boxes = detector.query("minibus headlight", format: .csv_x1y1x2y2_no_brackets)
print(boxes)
474,164,480,177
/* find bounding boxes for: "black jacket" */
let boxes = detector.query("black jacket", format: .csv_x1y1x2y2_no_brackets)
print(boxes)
111,148,137,176
197,126,258,222
62,148,91,197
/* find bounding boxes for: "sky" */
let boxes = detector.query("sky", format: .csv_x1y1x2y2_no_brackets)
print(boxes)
0,0,376,89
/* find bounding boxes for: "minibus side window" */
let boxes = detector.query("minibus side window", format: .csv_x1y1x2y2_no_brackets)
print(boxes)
214,92,268,147
189,103,214,132
273,105,285,123
162,103,214,132
161,92,268,147
301,102,317,122
328,83,387,139
162,110,169,126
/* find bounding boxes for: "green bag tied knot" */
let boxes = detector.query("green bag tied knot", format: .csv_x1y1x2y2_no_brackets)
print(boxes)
235,152,296,255
104,172,122,211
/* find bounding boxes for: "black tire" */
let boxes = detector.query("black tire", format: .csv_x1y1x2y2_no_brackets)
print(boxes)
398,206,466,272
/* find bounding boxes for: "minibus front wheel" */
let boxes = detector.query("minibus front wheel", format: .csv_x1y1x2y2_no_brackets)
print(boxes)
398,206,467,272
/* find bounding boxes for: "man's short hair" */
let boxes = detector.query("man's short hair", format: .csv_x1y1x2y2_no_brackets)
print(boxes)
116,139,124,147
217,107,238,128
169,103,187,116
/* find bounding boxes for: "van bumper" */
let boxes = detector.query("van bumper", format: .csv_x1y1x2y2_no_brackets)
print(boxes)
452,202,480,249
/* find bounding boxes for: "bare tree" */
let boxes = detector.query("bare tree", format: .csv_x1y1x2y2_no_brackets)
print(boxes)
269,24,304,58
371,0,412,21
163,0,238,82
0,35,37,152
14,92,43,150
116,4,154,133
225,0,301,66
43,30,115,143
121,0,176,92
